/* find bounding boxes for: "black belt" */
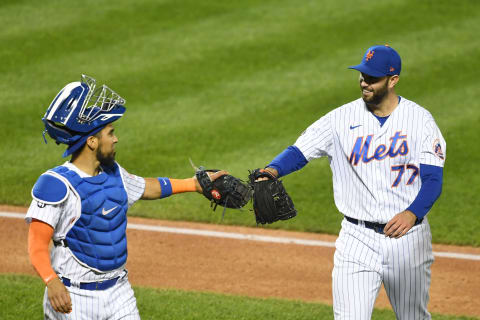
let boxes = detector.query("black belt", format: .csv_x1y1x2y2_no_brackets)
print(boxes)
62,277,119,291
345,216,423,235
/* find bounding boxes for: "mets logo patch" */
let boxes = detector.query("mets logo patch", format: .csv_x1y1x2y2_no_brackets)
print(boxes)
366,50,374,61
433,139,444,160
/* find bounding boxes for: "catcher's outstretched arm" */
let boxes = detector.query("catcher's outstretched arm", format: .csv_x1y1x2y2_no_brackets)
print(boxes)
141,171,228,200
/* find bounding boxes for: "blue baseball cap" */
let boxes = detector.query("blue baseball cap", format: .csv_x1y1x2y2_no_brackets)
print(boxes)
349,45,401,77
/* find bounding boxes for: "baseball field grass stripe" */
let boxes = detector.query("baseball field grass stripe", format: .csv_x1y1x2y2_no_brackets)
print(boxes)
3,211,479,261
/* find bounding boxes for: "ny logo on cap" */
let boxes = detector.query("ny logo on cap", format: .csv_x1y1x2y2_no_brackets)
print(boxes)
365,50,374,61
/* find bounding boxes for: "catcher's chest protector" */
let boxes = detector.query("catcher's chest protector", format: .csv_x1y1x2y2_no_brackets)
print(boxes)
51,164,128,272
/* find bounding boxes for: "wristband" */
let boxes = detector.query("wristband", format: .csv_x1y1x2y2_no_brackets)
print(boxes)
157,177,172,198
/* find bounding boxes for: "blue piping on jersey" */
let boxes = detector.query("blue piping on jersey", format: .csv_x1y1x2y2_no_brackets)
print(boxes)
407,164,443,219
267,145,308,177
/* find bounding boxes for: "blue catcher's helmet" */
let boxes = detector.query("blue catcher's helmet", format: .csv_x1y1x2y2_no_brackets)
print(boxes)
43,75,126,157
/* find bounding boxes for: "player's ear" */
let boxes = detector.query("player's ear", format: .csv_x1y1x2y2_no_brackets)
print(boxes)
388,75,399,88
86,135,99,151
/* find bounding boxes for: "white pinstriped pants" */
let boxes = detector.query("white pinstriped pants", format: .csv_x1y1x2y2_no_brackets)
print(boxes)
43,274,140,320
332,218,434,320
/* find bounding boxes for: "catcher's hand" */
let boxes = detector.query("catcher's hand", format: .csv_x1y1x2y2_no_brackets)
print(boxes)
248,168,297,224
195,167,252,212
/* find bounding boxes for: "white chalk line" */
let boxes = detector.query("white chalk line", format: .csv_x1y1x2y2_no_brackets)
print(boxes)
2,211,479,261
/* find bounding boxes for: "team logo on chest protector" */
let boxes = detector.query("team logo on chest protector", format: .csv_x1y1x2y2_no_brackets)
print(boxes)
349,131,408,165
51,164,129,272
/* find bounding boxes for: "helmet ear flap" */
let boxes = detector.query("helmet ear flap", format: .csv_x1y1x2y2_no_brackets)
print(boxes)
43,120,81,145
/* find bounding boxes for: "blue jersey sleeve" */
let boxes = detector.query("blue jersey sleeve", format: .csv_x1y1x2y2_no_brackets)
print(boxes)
267,145,308,177
407,164,443,219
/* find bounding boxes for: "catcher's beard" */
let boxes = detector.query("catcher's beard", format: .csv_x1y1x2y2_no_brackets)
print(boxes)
96,147,116,167
362,80,389,106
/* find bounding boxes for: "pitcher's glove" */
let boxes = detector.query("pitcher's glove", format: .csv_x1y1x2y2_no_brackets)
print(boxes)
248,169,297,224
196,167,252,212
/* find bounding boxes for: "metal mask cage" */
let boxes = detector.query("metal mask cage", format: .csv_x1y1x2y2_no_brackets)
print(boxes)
78,74,126,123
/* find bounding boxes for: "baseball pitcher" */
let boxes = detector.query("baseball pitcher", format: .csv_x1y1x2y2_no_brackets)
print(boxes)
254,45,446,319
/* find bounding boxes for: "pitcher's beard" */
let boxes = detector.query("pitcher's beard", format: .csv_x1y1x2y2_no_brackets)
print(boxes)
362,83,388,107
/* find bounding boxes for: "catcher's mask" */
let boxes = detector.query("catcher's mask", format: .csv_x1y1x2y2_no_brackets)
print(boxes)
42,74,126,157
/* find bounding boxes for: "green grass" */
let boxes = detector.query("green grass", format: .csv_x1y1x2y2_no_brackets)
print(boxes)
0,0,479,246
1,274,477,320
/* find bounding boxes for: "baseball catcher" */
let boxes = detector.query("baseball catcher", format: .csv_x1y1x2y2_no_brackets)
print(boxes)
27,74,233,318
248,168,297,224
194,165,252,216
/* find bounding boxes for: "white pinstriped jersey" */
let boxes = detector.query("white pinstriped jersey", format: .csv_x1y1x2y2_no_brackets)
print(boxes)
294,97,446,223
25,161,145,282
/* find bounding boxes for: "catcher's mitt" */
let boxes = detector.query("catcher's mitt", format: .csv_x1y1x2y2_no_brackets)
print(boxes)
195,167,252,213
248,169,297,224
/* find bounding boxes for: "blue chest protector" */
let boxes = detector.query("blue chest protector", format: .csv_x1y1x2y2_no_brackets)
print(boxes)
51,164,129,272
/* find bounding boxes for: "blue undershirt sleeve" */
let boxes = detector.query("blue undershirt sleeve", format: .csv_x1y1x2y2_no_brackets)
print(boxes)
407,164,443,219
267,145,308,178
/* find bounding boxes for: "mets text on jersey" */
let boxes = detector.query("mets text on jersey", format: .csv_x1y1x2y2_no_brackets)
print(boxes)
349,131,408,165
